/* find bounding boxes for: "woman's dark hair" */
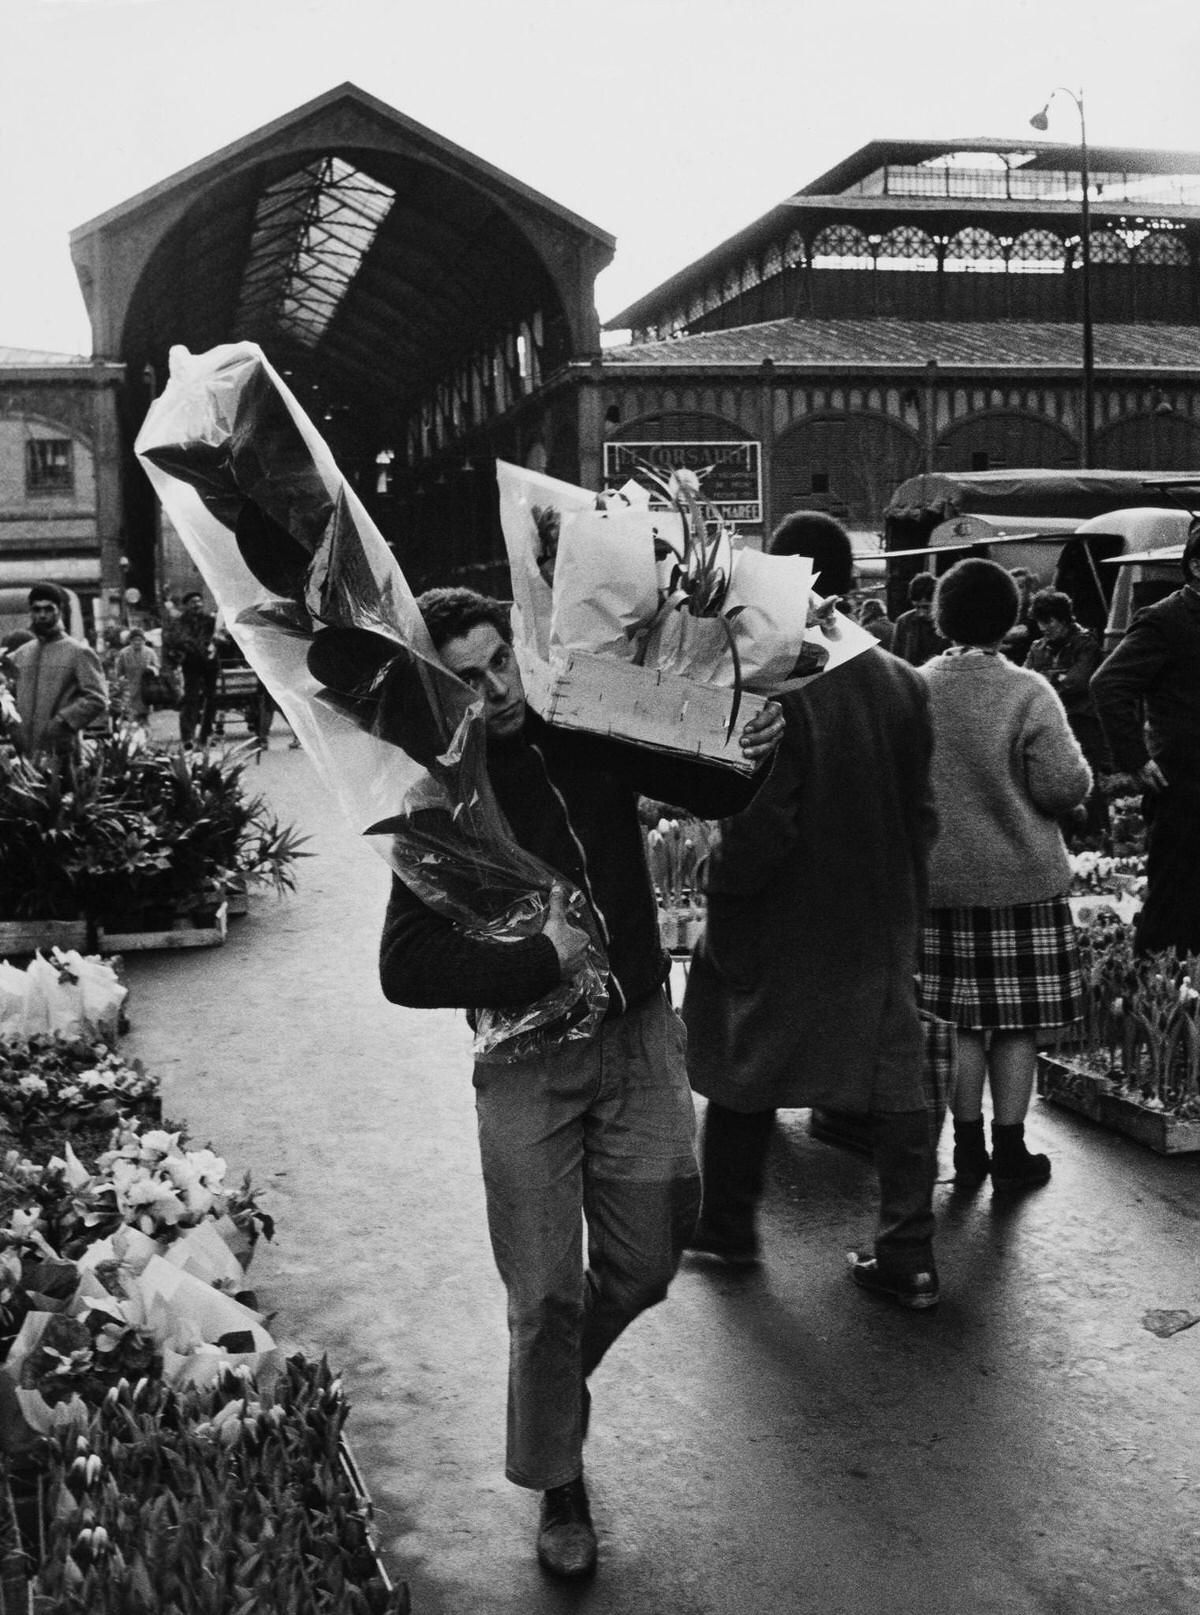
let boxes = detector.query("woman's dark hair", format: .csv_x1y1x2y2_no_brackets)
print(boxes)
767,511,854,598
933,558,1020,647
859,598,886,624
1031,588,1074,626
907,571,937,605
417,587,513,652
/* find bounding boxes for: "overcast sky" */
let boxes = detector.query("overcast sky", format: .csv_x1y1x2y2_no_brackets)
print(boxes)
4,0,1199,355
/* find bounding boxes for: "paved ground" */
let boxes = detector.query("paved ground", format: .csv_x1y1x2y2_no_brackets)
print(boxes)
120,723,1200,1615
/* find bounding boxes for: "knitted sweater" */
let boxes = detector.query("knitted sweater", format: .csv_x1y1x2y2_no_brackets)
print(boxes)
919,651,1092,909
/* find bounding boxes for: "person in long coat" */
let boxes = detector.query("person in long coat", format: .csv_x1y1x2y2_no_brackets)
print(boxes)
682,642,942,1308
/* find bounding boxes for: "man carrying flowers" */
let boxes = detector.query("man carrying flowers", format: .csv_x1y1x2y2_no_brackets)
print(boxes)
378,586,783,1581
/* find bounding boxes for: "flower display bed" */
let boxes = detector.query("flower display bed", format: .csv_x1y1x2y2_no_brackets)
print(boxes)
0,1032,407,1612
0,732,308,950
1037,1053,1200,1155
1040,911,1200,1155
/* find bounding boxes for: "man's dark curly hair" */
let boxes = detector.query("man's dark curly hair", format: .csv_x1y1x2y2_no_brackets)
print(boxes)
417,587,513,652
1031,588,1074,626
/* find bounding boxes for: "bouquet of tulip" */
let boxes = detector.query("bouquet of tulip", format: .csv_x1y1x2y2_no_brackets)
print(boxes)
643,813,719,950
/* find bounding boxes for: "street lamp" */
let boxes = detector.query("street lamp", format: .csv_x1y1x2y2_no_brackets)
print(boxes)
1031,87,1094,468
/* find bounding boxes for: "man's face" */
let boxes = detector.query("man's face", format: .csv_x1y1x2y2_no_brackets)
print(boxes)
29,599,61,638
438,622,526,740
1037,617,1069,644
913,599,933,618
182,595,202,617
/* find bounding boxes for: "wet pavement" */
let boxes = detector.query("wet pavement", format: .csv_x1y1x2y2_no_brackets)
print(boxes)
121,725,1200,1615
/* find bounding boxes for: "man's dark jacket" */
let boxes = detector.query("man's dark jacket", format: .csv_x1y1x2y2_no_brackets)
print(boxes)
379,712,760,1018
1091,587,1200,782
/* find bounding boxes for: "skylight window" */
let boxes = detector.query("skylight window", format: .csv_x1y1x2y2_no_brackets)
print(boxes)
236,157,395,347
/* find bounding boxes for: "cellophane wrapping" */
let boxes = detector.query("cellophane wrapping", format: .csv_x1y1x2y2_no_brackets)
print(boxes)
135,343,608,1061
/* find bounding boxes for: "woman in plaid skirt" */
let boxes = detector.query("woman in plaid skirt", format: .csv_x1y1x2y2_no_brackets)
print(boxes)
918,559,1092,1189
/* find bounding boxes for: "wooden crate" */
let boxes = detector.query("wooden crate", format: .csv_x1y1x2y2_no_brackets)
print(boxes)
100,903,228,953
520,650,767,774
1037,1054,1200,1155
0,920,89,959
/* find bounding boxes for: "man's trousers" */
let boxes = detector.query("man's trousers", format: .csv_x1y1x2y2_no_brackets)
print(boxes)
473,988,701,1490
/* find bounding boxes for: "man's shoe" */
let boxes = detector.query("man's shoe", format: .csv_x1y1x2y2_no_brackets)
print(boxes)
848,1253,939,1311
685,1221,761,1268
536,1476,597,1579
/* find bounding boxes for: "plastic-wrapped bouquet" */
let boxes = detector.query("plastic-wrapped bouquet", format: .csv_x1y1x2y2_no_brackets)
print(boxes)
135,344,607,1062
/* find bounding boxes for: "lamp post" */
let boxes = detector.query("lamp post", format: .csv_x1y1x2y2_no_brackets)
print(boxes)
1030,87,1094,468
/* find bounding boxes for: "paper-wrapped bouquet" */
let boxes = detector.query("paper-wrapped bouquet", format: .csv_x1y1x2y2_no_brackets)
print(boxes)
497,461,875,771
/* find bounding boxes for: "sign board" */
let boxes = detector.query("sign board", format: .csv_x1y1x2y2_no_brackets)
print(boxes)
603,440,762,524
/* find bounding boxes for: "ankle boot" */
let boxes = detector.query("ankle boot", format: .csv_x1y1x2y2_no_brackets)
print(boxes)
952,1118,990,1188
990,1122,1051,1189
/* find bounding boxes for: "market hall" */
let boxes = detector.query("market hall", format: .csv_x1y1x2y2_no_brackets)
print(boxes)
2,76,1199,1615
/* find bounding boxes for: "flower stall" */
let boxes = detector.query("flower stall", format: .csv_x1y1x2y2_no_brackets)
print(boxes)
1039,912,1200,1154
0,733,308,956
0,1030,408,1612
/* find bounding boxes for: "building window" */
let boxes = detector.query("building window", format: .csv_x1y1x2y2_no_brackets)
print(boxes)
971,450,990,471
811,472,830,493
25,438,74,494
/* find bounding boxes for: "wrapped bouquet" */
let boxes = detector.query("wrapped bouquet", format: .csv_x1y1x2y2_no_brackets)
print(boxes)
498,461,875,768
135,344,608,1061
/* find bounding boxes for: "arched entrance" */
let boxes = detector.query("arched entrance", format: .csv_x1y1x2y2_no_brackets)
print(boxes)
935,410,1079,473
771,413,922,534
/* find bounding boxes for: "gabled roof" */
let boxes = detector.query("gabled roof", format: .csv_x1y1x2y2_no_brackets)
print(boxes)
72,82,613,248
70,83,614,434
599,318,1200,372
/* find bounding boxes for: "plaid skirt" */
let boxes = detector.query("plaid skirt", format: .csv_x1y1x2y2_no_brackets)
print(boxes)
919,896,1084,1031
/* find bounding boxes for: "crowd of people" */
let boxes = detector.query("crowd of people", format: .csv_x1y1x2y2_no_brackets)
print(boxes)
375,512,1200,1581
0,583,290,757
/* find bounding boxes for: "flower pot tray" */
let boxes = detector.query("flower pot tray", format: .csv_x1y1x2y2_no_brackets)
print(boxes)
519,649,768,775
1037,1054,1200,1155
100,902,228,953
0,920,89,959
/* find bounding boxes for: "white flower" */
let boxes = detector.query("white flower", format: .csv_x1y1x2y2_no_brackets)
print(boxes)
161,1150,226,1216
16,1075,48,1098
137,1130,181,1161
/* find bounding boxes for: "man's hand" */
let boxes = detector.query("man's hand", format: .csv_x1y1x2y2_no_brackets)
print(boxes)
1139,758,1169,793
543,884,591,976
738,700,786,764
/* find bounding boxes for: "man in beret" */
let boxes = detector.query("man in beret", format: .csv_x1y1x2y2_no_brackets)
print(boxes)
9,584,108,757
